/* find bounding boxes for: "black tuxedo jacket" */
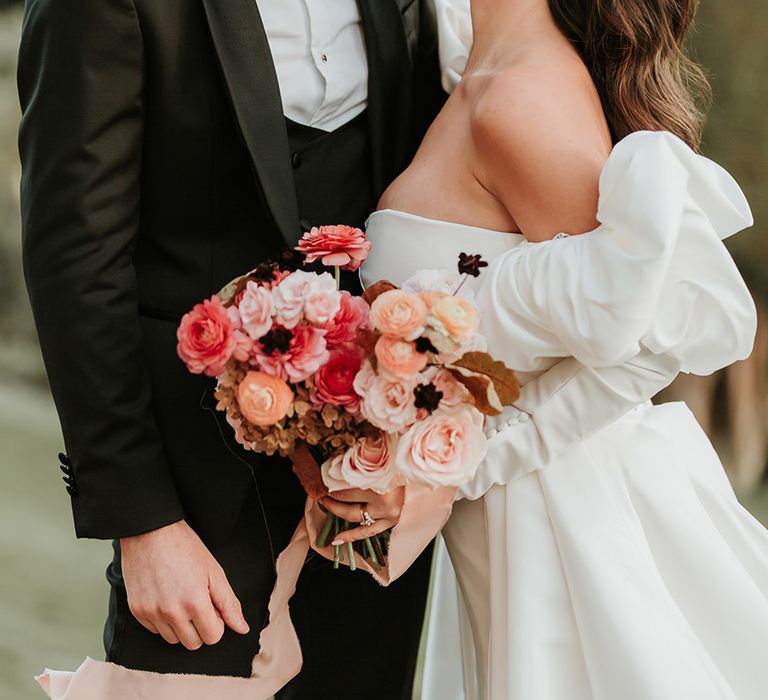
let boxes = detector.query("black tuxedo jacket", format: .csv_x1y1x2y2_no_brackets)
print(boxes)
18,0,444,540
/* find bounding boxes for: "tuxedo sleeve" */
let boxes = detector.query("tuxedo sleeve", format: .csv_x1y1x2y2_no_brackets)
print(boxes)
459,349,681,500
18,0,186,538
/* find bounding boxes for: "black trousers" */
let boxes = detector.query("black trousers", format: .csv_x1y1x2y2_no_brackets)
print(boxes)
104,481,434,699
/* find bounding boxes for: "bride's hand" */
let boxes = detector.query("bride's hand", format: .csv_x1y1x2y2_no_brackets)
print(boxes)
320,486,405,545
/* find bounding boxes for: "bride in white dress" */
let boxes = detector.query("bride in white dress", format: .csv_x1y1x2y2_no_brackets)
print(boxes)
358,0,768,697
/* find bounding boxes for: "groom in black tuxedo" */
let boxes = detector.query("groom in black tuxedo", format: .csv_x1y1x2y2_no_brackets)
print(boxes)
17,0,445,697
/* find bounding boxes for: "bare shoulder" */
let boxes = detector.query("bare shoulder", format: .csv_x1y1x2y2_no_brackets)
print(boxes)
470,54,612,241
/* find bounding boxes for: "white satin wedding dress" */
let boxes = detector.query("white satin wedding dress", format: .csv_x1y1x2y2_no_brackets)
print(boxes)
360,131,768,699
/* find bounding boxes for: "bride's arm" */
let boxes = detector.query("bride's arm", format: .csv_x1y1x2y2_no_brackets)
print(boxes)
459,348,680,499
471,82,756,373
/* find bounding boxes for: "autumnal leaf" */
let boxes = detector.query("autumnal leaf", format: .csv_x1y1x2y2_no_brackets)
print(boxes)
355,327,380,356
361,280,398,306
217,274,249,307
446,364,503,415
291,442,328,500
446,351,520,415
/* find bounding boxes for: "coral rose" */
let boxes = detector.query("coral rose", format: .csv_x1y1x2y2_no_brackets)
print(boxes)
369,289,428,341
296,225,372,271
177,296,237,377
375,335,428,378
361,374,419,433
311,347,363,413
395,407,487,487
322,432,398,493
237,371,294,426
322,291,370,346
237,280,275,339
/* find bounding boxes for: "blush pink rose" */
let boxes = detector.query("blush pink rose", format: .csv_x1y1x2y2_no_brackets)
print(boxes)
237,281,275,339
177,296,237,377
321,432,398,493
369,289,428,340
322,291,370,346
395,407,487,487
375,335,428,378
237,370,294,426
311,347,363,413
296,225,372,271
422,366,471,407
254,325,330,383
303,272,342,325
361,374,419,433
352,359,377,397
271,269,313,329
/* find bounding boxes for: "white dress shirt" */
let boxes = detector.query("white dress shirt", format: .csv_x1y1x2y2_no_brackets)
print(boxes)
255,0,369,132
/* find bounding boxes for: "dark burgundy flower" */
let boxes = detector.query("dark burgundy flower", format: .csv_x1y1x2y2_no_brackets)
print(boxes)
458,253,488,277
259,327,293,355
413,382,444,413
415,336,439,355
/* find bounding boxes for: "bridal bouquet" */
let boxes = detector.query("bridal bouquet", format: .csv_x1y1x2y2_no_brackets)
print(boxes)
176,225,520,571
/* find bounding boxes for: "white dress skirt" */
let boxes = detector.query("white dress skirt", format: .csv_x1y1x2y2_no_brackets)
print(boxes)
361,131,768,699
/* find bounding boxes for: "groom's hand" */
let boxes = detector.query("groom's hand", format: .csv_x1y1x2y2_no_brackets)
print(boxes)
119,520,250,650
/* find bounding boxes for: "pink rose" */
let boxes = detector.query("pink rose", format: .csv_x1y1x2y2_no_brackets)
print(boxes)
237,281,275,339
254,325,329,383
402,269,476,301
311,347,363,413
177,296,237,377
303,273,342,325
296,225,372,271
322,291,369,346
271,269,312,329
321,432,399,493
375,335,428,378
422,367,470,407
353,359,377,397
369,289,428,340
395,407,487,487
361,374,419,432
237,370,294,426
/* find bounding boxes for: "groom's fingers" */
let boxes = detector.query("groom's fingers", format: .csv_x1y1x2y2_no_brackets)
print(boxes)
191,603,226,646
209,569,250,636
154,620,181,646
170,619,205,651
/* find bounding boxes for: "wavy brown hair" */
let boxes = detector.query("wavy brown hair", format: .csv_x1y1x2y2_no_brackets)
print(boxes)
548,0,711,149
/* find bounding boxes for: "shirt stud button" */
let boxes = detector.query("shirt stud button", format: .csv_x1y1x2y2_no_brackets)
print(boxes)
320,52,328,63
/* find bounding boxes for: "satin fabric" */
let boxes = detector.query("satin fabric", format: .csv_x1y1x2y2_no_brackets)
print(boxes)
362,130,768,699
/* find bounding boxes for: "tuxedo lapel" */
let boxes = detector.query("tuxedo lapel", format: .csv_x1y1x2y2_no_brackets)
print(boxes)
201,0,301,246
356,0,414,197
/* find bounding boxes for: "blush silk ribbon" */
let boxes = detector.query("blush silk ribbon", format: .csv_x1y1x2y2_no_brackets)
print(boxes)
35,484,456,700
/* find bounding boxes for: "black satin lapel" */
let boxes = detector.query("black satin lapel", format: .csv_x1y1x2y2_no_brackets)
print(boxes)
201,0,301,246
356,0,414,197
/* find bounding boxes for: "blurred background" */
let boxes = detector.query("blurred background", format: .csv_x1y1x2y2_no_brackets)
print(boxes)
0,2,766,698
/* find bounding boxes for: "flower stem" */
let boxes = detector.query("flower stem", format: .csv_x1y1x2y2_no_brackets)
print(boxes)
334,265,341,290
364,537,381,570
316,512,335,548
453,274,468,296
346,541,356,571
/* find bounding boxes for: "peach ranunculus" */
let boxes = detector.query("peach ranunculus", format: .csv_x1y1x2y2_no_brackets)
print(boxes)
296,225,372,271
237,280,275,340
322,291,370,346
311,347,363,413
374,335,428,379
321,431,398,493
428,295,480,340
369,289,428,341
177,296,238,377
361,373,419,433
236,370,294,426
395,407,487,487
